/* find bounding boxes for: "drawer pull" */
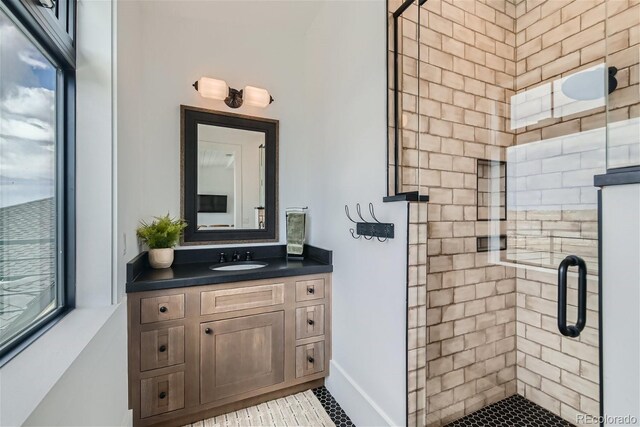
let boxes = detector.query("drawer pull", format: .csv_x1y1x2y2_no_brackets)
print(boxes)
296,280,324,302
204,328,213,335
158,392,167,399
158,345,167,353
141,294,184,324
307,319,315,326
296,342,324,378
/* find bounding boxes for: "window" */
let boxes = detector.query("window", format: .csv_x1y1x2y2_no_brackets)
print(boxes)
0,3,74,361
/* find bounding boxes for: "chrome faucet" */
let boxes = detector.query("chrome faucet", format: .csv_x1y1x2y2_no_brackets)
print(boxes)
218,252,226,263
232,251,241,262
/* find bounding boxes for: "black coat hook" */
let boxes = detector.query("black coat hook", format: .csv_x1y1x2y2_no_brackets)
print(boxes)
344,203,394,241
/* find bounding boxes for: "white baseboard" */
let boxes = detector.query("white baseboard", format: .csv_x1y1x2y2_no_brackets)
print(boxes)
120,409,133,427
325,360,400,427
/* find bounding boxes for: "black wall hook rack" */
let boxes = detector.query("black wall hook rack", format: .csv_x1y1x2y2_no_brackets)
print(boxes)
345,203,395,242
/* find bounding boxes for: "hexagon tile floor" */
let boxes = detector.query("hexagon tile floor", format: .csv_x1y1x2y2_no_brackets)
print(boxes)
313,386,356,427
444,395,575,427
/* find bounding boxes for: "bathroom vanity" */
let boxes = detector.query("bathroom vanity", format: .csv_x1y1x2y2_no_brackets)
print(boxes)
126,245,332,426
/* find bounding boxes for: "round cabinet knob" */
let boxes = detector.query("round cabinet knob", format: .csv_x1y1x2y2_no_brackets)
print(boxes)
307,287,315,294
159,306,167,313
204,328,212,335
307,356,315,364
307,319,315,326
158,392,167,399
158,345,167,353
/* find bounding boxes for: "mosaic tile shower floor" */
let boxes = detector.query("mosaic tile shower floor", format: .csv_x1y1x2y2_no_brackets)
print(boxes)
445,395,574,427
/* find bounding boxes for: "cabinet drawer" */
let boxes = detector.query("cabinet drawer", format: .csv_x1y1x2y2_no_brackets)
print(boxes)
140,294,185,324
201,283,284,315
140,371,184,418
140,326,185,371
295,279,325,302
295,341,325,378
295,305,325,340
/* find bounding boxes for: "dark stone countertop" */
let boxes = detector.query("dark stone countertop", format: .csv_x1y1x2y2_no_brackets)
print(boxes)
126,244,332,293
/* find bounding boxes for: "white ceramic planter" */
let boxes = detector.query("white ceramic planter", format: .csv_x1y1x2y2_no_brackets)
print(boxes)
148,248,174,269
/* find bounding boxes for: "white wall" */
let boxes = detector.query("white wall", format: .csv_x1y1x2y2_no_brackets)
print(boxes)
116,0,319,296
75,0,115,307
602,184,640,426
116,0,143,299
116,1,407,425
4,1,407,425
23,304,129,427
302,2,407,425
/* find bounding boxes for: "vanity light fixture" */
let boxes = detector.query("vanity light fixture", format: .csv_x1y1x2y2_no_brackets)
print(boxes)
193,77,274,109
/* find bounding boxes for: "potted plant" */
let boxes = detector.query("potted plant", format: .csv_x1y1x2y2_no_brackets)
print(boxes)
136,214,187,269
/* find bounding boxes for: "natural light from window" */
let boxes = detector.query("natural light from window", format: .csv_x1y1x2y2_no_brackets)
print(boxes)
0,8,59,355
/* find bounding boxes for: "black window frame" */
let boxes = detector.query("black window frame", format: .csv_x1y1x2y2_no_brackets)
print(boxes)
0,0,76,364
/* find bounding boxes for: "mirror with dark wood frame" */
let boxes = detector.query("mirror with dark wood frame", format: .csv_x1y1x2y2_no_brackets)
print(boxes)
181,105,278,244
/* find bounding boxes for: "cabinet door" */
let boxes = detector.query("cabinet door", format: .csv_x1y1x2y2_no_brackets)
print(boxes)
200,311,285,404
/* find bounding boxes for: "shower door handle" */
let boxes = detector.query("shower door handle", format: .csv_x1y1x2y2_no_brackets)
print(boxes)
557,255,587,338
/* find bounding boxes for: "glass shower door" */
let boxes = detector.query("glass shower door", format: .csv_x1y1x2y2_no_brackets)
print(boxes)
505,71,605,421
387,0,639,424
499,9,620,423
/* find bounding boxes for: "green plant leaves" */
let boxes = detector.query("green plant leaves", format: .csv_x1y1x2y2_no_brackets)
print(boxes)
136,214,187,249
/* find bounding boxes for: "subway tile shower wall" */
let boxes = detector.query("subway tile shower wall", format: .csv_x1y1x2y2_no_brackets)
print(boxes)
391,0,639,425
395,0,518,424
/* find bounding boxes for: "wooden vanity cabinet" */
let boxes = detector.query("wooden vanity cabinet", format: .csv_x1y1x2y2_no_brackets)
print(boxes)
127,273,331,427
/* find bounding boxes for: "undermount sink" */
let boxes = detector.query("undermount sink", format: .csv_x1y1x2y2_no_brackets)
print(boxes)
210,261,268,271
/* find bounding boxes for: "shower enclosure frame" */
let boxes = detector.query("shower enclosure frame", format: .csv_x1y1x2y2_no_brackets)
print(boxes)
385,1,618,425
